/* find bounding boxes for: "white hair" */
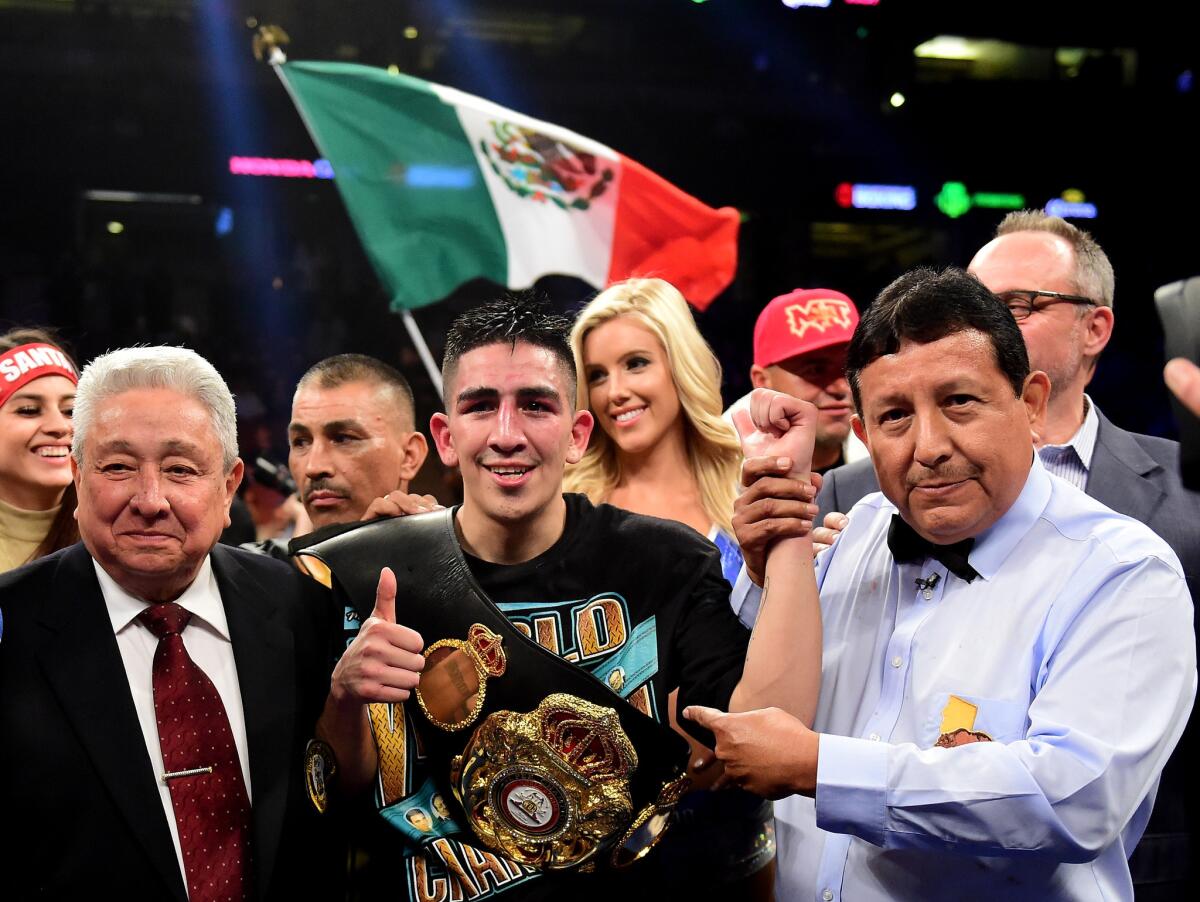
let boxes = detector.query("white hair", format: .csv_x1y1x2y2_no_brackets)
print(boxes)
72,346,239,470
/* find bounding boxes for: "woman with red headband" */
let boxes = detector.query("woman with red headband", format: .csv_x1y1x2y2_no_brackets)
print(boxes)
0,328,80,573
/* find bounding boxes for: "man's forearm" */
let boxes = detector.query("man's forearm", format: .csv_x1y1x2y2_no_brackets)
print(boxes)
728,533,821,725
315,691,377,798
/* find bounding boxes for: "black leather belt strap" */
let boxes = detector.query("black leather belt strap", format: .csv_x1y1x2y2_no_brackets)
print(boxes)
301,510,689,813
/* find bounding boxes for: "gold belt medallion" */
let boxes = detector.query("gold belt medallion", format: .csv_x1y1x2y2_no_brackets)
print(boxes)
416,623,507,731
452,693,640,870
610,773,691,868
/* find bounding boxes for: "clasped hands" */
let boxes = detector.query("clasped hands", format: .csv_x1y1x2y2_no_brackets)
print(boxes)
730,388,846,583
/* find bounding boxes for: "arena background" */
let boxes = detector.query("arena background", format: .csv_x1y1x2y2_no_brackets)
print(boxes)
2,0,1197,501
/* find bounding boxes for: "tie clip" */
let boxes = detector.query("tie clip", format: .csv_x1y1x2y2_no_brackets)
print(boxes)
162,765,214,783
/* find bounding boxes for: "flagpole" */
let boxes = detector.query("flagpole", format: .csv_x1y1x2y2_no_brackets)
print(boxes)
258,29,444,401
400,308,445,401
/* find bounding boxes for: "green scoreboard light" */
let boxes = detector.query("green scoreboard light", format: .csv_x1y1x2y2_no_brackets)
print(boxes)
935,181,1025,219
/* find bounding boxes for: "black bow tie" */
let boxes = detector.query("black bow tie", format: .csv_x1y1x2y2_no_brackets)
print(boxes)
887,515,980,583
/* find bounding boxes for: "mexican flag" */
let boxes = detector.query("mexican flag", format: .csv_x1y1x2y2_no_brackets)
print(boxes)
277,61,739,311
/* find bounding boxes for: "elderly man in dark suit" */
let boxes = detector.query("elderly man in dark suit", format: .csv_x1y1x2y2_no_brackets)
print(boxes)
0,347,339,901
814,212,1200,897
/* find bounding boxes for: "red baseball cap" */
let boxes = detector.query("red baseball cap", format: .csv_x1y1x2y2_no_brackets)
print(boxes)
753,288,860,368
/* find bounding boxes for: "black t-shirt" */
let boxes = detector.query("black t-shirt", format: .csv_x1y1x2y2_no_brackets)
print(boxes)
354,494,750,901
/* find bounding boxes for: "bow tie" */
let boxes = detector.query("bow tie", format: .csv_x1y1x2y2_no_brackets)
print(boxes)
887,515,980,583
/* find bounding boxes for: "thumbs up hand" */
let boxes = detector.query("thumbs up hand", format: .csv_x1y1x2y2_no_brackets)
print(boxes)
330,567,426,705
371,565,399,624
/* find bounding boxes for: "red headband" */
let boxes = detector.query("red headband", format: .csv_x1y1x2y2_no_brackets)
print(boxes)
0,342,79,408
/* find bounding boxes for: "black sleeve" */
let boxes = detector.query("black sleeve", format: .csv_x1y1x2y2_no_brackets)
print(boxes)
253,565,347,898
670,546,751,746
296,577,345,739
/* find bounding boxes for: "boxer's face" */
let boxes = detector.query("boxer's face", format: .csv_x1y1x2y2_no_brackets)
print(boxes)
73,387,242,602
431,341,592,532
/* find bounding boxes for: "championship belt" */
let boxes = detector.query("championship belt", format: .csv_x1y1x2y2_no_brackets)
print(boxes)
301,510,691,871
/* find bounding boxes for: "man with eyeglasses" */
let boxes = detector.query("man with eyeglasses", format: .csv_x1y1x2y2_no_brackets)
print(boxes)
971,212,1116,476
810,211,1200,897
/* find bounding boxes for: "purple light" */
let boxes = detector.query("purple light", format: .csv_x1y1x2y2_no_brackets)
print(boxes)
849,183,916,210
1045,199,1098,219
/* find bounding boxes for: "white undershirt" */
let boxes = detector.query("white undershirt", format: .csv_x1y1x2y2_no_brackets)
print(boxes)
96,555,252,891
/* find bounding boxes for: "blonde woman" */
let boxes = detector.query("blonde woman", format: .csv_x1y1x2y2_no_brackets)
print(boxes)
566,278,746,579
565,278,774,897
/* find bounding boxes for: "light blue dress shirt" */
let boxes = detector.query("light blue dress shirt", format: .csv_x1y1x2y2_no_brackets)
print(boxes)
770,456,1195,901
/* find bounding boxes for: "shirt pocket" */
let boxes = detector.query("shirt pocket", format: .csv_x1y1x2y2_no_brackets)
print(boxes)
923,692,1031,746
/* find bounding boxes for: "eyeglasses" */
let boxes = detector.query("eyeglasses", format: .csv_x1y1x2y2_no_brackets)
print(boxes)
996,289,1099,321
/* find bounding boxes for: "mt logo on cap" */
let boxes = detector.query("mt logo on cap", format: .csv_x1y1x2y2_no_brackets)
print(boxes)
753,288,860,369
785,297,855,339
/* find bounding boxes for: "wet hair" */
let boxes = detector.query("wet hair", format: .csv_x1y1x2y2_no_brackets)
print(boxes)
846,267,1030,413
994,210,1114,308
442,293,576,399
563,278,741,535
0,326,80,560
296,353,415,428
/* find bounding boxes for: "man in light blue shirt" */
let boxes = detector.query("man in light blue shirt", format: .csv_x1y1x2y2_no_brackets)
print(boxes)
688,267,1195,900
810,214,1200,895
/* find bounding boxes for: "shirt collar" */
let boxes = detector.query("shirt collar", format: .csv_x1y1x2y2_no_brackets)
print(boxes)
96,555,230,640
969,453,1053,581
1040,394,1099,471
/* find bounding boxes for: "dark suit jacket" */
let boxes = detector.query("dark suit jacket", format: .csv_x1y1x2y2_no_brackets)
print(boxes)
816,410,1200,888
0,543,340,901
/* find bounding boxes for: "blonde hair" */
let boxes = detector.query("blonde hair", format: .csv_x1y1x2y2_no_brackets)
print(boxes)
564,278,742,534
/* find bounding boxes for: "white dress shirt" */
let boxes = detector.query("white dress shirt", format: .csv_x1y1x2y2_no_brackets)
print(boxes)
770,456,1195,901
97,555,252,890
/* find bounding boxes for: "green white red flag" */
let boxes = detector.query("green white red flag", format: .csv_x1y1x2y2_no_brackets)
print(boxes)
278,61,739,310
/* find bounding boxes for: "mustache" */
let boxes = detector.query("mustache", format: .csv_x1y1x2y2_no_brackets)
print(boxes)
303,478,349,501
906,465,981,489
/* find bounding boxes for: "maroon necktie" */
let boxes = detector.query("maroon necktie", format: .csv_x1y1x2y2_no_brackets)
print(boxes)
139,602,253,901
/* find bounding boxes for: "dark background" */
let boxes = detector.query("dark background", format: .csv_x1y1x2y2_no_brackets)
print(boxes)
2,0,1197,498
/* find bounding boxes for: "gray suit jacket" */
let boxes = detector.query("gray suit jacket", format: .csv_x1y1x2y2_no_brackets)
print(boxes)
815,410,1200,887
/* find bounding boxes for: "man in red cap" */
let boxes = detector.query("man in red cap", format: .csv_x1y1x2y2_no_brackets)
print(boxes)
734,288,866,473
